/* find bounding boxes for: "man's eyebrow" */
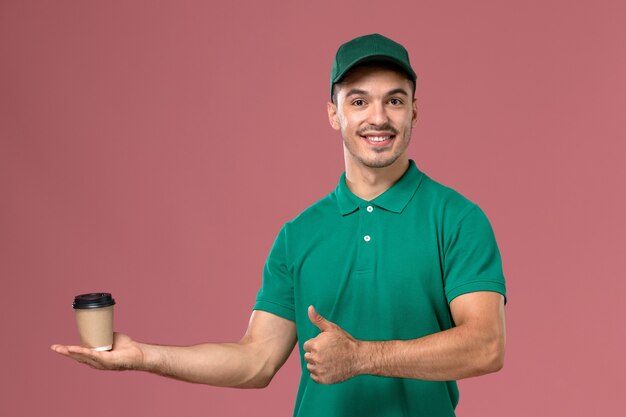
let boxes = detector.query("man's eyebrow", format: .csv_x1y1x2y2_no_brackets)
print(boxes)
386,88,410,97
345,88,369,97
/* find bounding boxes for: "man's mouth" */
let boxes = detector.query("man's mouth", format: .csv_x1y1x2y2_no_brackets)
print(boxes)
360,133,396,145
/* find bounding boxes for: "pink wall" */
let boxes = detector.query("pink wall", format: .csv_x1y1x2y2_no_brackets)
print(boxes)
2,1,625,416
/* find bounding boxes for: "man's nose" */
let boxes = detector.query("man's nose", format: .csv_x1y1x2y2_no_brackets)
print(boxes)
366,101,389,126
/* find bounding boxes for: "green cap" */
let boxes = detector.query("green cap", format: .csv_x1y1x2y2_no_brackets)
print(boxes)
330,33,417,98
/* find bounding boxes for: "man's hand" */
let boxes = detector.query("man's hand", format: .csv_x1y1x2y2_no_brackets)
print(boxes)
302,306,363,384
51,332,144,371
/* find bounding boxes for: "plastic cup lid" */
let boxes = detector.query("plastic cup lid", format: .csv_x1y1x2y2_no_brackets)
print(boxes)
73,293,116,309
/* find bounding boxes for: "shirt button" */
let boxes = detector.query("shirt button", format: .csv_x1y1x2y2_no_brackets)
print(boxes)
363,235,371,242
366,205,374,212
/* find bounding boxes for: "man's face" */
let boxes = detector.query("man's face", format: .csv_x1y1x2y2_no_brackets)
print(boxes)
328,66,417,170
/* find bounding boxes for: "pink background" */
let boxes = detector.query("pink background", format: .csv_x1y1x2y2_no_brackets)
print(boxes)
1,1,625,415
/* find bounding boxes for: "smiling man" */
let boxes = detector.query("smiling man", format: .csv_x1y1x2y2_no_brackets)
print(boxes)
52,34,506,417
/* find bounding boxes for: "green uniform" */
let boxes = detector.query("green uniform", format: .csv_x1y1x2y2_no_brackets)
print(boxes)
254,160,506,416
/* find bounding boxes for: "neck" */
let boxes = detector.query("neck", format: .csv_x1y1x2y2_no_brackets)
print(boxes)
344,155,410,201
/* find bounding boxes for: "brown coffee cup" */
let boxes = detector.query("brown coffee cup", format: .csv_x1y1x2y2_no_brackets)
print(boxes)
73,293,116,351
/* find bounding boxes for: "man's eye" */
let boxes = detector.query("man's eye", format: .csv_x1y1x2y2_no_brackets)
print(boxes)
352,99,365,106
389,98,402,105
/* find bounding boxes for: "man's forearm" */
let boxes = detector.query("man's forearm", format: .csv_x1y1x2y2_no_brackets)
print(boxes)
137,341,275,388
357,324,505,381
303,294,505,385
135,311,297,388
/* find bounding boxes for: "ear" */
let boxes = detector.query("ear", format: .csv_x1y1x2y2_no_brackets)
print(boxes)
411,98,418,128
327,101,340,131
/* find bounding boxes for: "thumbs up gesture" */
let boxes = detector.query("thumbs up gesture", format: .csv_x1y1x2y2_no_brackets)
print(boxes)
302,306,364,384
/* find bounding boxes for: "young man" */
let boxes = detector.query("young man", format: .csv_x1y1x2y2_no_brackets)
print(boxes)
52,34,506,417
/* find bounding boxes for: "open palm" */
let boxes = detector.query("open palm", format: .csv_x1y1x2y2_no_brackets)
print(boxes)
51,332,144,371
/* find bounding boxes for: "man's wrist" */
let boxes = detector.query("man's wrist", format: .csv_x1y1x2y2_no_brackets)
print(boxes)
354,340,383,376
134,342,159,373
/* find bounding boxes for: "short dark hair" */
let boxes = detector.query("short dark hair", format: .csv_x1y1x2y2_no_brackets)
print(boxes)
331,61,416,104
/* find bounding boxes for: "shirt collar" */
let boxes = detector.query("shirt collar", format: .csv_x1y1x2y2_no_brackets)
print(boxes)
335,160,424,215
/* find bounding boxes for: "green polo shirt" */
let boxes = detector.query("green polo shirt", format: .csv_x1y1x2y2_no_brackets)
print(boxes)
254,160,506,417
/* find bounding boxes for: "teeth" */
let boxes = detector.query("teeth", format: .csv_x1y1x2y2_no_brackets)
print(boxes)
366,136,390,142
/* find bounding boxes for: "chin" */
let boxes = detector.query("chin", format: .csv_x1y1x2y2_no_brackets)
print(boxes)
360,155,401,169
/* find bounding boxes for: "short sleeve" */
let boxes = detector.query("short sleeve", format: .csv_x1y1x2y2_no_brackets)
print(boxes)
444,205,507,304
253,225,296,321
